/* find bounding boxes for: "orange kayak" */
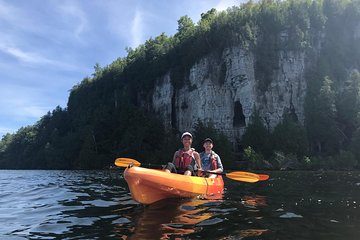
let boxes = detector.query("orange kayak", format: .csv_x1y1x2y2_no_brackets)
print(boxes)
123,166,224,205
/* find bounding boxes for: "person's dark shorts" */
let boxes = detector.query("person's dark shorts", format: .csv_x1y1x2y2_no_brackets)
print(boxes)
164,162,196,176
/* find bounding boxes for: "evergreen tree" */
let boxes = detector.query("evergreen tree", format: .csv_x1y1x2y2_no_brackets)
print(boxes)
337,69,360,146
351,128,360,166
241,108,271,158
306,76,340,155
271,115,308,157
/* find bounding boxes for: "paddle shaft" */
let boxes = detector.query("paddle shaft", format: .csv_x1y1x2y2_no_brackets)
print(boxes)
114,158,269,182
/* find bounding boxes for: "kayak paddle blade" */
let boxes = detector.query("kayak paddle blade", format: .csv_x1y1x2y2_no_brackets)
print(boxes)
114,158,141,167
258,174,269,181
225,171,260,183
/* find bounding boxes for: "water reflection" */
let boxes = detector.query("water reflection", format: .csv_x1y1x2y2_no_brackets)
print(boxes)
115,194,271,240
242,195,268,207
122,197,222,239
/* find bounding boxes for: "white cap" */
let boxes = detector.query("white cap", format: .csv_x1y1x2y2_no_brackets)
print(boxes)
181,132,192,139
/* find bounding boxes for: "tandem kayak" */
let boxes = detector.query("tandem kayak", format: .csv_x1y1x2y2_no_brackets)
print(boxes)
123,166,224,205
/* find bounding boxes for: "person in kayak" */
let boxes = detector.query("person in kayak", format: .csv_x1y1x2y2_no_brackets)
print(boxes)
199,138,224,178
164,132,203,176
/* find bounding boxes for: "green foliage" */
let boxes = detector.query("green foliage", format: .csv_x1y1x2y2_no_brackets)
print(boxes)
271,116,308,157
270,151,298,170
300,155,323,169
241,108,272,158
175,15,195,42
0,133,14,153
311,150,358,170
300,156,312,169
336,69,360,146
0,126,38,169
350,128,360,164
243,146,264,169
333,150,358,170
305,76,340,155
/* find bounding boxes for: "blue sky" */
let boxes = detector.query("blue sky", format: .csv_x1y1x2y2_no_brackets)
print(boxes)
0,0,244,138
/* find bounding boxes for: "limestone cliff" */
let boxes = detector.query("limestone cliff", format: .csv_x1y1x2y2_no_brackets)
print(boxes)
152,45,311,143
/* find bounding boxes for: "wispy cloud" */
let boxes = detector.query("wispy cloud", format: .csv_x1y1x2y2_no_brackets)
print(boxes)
99,0,140,50
0,0,89,71
56,0,88,41
131,9,144,48
0,40,85,73
0,43,52,65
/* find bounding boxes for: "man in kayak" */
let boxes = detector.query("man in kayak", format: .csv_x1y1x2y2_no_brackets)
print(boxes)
199,138,224,178
164,132,203,176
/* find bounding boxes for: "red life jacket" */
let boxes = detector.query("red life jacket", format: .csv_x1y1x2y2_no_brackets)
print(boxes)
210,152,218,170
200,151,218,170
175,149,194,170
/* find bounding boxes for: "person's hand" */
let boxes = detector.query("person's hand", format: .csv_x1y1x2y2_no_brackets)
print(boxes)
197,168,204,176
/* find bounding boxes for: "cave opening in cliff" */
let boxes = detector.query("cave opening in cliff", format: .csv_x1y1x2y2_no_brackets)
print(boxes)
171,90,177,129
233,101,246,127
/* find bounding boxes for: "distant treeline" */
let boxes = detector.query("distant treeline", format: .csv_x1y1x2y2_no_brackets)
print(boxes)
1,0,360,170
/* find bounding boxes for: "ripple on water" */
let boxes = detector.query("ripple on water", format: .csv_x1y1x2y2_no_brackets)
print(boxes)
209,207,238,213
0,170,130,238
81,199,119,207
2,170,360,239
279,212,303,218
112,217,131,224
196,217,224,226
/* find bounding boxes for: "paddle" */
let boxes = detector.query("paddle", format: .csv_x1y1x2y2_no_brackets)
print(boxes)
114,158,269,183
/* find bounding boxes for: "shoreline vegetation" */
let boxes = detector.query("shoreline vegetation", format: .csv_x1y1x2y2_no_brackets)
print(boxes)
1,0,360,170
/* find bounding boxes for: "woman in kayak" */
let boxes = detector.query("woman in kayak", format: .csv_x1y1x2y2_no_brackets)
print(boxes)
199,138,224,178
164,132,203,176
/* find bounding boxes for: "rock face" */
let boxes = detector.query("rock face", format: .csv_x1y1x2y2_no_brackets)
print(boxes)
152,45,309,144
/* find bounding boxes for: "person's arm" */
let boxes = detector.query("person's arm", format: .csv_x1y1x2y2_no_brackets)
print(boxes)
215,155,224,173
193,151,204,176
172,151,178,164
209,154,223,173
193,151,202,169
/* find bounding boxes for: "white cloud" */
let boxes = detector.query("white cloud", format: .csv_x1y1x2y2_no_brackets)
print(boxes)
98,0,139,49
0,44,51,65
0,42,86,73
215,0,243,11
131,9,144,48
56,0,88,41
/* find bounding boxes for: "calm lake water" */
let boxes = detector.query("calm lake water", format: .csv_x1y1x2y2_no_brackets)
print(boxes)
0,170,359,239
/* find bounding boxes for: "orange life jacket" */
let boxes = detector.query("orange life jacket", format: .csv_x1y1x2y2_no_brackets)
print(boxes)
175,148,194,171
